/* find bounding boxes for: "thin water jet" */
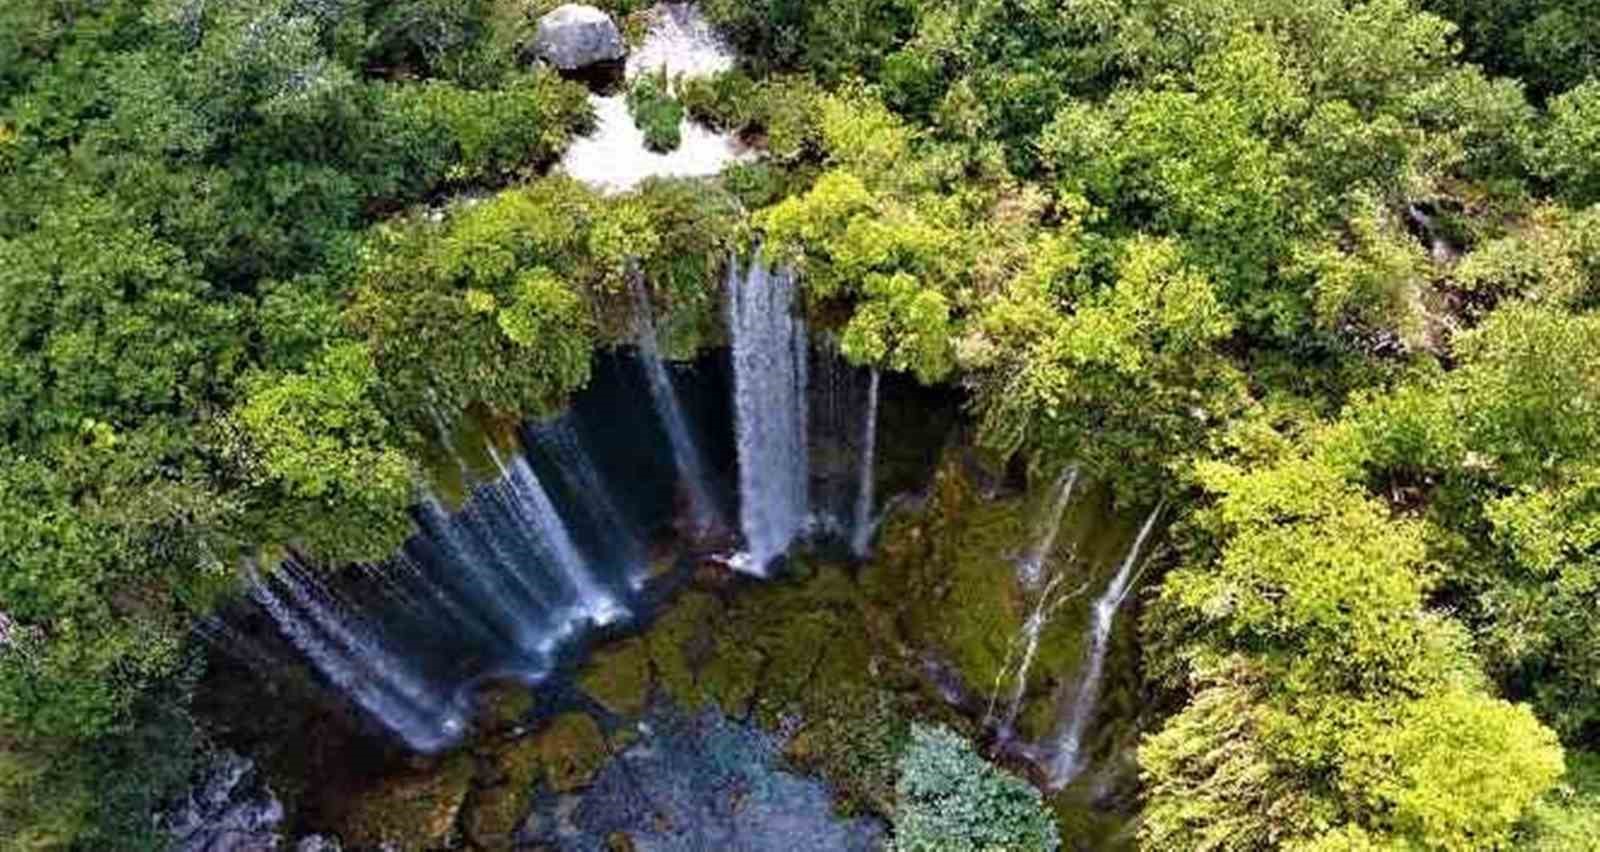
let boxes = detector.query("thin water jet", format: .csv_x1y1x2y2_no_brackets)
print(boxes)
850,368,881,558
1017,468,1080,588
1042,501,1164,787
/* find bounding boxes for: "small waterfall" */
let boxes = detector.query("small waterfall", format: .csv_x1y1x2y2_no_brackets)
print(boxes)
985,573,1089,735
850,368,881,558
1044,501,1164,787
495,450,626,627
727,257,809,575
1017,468,1080,588
529,416,648,589
986,468,1087,734
631,276,721,534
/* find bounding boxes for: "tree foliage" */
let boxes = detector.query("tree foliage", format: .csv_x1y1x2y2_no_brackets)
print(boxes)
892,723,1060,852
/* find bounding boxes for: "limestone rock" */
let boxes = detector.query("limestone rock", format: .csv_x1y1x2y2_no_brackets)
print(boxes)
534,4,625,70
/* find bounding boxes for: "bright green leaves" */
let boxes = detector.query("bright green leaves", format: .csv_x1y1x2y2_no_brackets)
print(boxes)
1339,690,1563,850
1454,204,1600,309
1143,439,1565,849
839,272,954,383
1450,303,1600,485
495,268,593,392
1141,668,1564,851
349,179,601,418
232,343,415,563
759,168,960,380
761,170,875,284
1168,455,1440,694
973,236,1242,498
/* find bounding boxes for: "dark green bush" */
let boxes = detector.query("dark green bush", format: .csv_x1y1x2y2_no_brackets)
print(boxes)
626,69,685,153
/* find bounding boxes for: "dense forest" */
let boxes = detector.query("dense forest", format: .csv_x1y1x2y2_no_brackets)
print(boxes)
2,0,1599,848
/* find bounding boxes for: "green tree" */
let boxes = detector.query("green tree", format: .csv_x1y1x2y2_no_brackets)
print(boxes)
892,723,1060,852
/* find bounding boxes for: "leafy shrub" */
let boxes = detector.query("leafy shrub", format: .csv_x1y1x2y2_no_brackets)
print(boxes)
626,68,684,153
892,723,1060,852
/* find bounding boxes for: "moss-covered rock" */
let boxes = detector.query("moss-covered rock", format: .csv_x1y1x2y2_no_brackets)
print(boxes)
336,751,475,849
578,638,652,718
644,592,723,707
461,718,567,852
526,712,607,793
472,680,536,735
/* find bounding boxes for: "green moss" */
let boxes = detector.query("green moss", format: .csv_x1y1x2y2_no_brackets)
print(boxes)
525,712,607,793
463,734,547,850
473,680,536,733
337,751,475,849
626,69,684,153
867,460,1030,695
578,638,652,718
644,592,724,707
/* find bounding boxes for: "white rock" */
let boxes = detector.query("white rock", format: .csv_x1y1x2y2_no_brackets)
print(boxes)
535,4,626,70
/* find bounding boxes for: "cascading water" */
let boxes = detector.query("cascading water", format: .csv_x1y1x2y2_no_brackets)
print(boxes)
727,257,809,575
249,560,467,753
986,468,1088,735
560,4,753,193
850,368,881,558
528,416,648,590
985,574,1089,736
1017,467,1080,588
631,276,722,534
247,419,652,752
1043,501,1164,787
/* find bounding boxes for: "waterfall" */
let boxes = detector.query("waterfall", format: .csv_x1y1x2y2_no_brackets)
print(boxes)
249,560,466,754
985,467,1087,734
529,416,648,589
727,257,809,575
1044,501,1164,787
631,276,721,534
251,435,638,752
496,451,626,627
985,573,1089,735
849,368,881,558
1017,467,1080,588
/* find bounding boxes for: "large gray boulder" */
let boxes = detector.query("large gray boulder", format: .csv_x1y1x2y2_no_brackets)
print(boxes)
534,4,626,70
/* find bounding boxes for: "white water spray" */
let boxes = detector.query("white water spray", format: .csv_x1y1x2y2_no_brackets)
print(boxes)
727,258,809,575
850,368,881,557
1044,501,1164,787
631,276,721,534
1018,467,1080,588
559,4,753,193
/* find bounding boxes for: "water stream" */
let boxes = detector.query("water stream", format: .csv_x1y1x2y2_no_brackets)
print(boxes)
1042,501,1164,787
850,368,881,558
726,258,810,575
631,276,722,534
559,3,753,193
